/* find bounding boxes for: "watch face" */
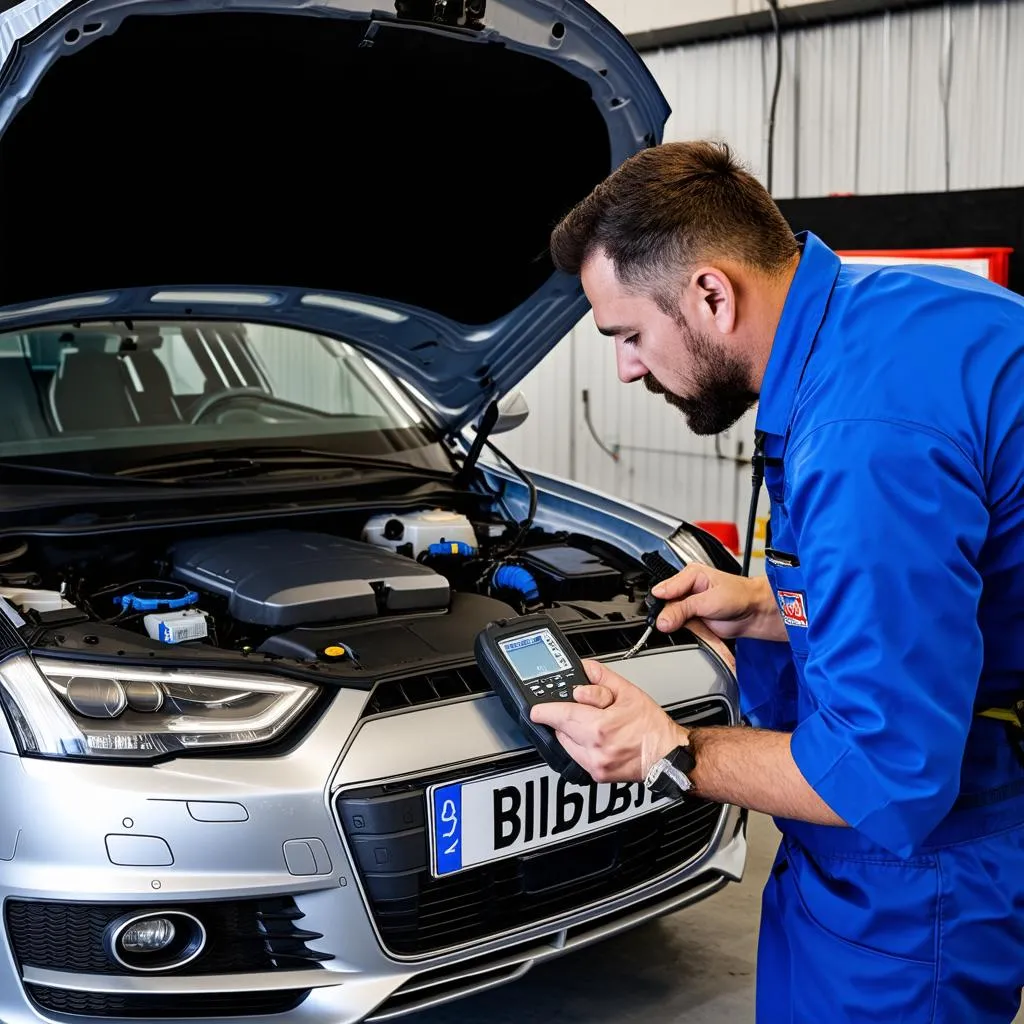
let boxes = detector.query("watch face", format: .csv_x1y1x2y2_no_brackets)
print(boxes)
644,750,693,800
663,762,693,793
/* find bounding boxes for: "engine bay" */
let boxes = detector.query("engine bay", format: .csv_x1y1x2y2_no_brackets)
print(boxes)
0,505,673,680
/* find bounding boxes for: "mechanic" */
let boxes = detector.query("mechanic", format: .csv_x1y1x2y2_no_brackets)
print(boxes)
534,140,1024,1022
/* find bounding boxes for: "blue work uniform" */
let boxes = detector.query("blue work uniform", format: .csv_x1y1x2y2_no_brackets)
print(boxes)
734,232,1024,1022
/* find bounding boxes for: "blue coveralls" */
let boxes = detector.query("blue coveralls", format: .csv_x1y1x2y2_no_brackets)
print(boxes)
735,232,1024,1022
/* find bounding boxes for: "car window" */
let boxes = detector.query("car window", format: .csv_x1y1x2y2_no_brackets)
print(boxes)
153,330,207,396
243,326,394,417
0,320,434,459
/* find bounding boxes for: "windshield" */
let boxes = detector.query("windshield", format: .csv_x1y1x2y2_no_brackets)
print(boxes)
0,320,442,465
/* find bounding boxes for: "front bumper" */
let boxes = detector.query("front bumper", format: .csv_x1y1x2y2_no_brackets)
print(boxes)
0,643,744,1024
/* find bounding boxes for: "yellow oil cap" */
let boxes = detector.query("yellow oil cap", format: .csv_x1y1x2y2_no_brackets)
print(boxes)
323,645,347,659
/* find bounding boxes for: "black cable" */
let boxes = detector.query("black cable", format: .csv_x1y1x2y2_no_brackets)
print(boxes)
484,439,537,555
585,389,745,465
765,0,783,195
714,433,748,466
454,400,499,487
581,389,620,462
742,432,766,578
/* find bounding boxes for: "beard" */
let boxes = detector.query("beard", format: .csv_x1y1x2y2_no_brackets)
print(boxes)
643,325,757,436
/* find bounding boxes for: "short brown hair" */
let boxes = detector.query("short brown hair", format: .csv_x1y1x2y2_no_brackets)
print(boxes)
550,141,798,304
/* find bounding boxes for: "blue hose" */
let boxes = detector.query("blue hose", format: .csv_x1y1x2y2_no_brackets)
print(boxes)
493,565,540,603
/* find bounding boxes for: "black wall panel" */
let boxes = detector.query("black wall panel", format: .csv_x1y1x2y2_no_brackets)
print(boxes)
777,188,1024,295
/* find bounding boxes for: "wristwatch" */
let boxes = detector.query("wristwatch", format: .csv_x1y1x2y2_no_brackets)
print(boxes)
644,744,696,800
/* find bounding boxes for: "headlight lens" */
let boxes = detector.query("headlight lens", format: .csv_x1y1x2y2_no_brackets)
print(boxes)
0,656,318,759
666,528,707,567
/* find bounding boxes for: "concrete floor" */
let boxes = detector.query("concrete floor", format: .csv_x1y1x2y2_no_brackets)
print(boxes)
413,813,1024,1024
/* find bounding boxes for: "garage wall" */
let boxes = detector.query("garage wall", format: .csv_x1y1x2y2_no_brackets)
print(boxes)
494,0,1024,531
586,0,941,44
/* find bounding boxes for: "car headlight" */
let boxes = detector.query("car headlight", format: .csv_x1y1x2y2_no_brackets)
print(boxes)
666,528,708,567
0,656,318,760
668,525,740,571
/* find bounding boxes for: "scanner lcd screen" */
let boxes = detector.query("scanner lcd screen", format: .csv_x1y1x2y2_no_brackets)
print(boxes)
498,629,567,681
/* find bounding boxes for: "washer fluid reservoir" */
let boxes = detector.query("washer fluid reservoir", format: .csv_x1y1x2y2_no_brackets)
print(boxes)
361,510,478,558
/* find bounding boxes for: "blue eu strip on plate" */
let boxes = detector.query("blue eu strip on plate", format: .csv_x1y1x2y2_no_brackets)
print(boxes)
432,783,463,875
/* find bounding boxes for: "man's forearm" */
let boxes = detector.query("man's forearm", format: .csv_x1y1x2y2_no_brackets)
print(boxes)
680,724,846,826
749,576,791,642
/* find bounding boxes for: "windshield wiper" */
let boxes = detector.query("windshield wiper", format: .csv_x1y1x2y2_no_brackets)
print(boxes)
116,446,457,484
0,460,178,487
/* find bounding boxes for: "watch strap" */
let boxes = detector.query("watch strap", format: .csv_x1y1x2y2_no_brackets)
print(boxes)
646,744,695,798
666,744,696,776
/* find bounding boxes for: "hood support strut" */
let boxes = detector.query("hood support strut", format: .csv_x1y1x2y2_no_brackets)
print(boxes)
453,400,499,487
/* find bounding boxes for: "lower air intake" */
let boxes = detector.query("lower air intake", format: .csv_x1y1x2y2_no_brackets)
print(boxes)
5,895,329,975
25,986,309,1018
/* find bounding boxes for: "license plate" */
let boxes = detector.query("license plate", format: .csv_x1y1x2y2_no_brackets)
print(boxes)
427,762,674,877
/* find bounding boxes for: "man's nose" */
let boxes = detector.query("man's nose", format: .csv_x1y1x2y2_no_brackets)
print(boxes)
615,341,646,383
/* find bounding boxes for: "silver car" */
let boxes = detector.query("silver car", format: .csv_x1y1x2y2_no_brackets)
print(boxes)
0,2,748,1022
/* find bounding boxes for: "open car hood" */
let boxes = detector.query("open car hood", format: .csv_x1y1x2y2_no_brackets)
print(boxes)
0,0,668,433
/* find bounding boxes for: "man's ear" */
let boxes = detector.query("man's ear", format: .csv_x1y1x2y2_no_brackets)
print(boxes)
691,267,737,334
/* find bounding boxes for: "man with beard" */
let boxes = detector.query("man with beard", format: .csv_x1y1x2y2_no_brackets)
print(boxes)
534,140,1024,1022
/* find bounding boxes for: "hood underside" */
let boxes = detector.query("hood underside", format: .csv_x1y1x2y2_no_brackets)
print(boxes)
0,0,669,429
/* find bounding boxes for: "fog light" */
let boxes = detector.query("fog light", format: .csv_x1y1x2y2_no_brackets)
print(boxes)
105,911,206,972
121,917,175,953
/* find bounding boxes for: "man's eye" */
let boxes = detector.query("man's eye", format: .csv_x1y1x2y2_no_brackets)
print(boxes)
622,334,640,347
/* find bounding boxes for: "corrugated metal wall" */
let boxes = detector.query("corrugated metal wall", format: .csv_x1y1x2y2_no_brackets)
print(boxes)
495,0,1024,532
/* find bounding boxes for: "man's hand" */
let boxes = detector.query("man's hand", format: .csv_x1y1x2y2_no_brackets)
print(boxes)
651,563,789,642
529,659,685,783
530,660,846,827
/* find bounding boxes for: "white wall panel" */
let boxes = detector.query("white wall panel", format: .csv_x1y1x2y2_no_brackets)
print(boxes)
497,1,1024,538
495,333,576,479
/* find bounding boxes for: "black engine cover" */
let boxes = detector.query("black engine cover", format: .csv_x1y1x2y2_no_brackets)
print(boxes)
170,530,449,628
257,592,521,666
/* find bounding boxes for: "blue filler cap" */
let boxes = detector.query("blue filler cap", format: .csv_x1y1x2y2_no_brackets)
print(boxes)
428,541,477,557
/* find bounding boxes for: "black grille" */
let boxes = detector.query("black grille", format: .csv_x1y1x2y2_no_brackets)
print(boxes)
370,871,725,1020
364,663,489,716
26,985,308,1018
6,896,330,976
338,697,730,957
363,623,684,716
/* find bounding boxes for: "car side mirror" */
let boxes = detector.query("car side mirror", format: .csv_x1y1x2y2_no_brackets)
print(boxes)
490,390,530,434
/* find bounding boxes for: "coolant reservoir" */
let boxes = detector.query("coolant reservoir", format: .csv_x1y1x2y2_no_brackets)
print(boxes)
361,510,478,558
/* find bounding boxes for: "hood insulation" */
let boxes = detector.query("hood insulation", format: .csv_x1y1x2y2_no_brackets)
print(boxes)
0,12,611,325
